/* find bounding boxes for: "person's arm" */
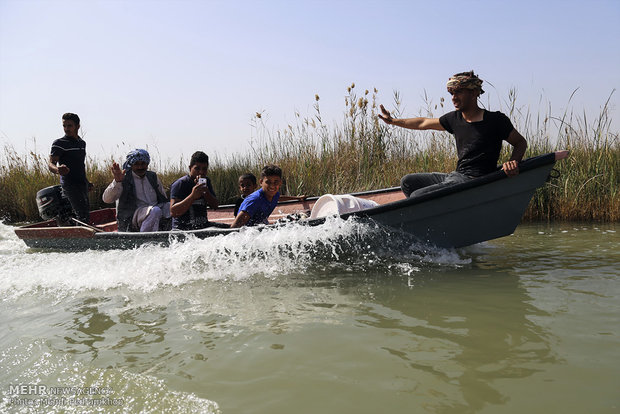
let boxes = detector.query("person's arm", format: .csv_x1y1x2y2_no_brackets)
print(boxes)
48,155,70,175
502,129,528,177
230,211,251,228
102,180,123,203
170,181,205,217
102,162,125,203
378,104,445,131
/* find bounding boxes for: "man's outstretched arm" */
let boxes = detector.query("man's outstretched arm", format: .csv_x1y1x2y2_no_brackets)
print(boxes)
378,104,445,131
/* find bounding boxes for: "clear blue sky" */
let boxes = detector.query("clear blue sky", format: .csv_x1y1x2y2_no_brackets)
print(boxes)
1,0,618,165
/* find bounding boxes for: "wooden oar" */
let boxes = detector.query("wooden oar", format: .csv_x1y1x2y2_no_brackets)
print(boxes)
71,217,103,232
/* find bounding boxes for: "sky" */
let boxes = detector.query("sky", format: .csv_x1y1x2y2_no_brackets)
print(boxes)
1,0,619,165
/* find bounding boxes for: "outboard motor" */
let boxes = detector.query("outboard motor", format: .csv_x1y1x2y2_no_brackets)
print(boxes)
36,185,74,223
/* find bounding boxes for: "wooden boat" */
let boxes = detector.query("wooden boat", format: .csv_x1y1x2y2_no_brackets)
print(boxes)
14,151,568,250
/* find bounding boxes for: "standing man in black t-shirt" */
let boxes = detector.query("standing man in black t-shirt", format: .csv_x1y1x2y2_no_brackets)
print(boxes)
48,113,91,222
378,71,527,197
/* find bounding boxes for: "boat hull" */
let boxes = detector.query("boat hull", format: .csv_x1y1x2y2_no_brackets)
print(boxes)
14,153,560,250
363,162,554,247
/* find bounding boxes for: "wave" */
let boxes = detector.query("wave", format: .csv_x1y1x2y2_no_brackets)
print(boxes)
0,338,220,414
0,217,472,299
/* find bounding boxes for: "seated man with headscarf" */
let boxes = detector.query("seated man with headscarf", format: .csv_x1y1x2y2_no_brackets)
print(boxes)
102,149,170,232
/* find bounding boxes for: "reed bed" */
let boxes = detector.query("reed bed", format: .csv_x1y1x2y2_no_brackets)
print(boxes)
1,85,618,224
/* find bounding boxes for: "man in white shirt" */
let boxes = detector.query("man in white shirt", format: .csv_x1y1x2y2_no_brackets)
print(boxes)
102,149,170,232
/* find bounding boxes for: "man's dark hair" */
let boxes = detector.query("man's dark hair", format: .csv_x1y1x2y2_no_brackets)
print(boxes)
62,113,80,126
261,164,282,179
189,151,209,168
239,172,257,185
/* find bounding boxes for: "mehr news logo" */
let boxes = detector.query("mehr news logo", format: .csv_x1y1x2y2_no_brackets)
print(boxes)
7,384,124,407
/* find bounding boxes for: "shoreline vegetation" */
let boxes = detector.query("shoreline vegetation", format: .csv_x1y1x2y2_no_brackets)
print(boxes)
1,85,618,224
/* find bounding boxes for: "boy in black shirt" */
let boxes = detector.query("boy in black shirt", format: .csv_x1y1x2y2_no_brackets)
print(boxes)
48,113,91,222
378,71,527,197
234,173,258,217
169,151,219,230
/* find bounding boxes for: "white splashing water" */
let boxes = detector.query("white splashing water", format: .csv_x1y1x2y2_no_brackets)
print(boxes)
0,217,471,299
0,339,220,414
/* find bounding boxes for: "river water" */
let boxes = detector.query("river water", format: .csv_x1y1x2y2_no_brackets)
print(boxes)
0,218,618,413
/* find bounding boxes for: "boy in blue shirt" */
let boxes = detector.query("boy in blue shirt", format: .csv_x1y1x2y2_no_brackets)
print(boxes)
170,151,219,230
231,165,283,228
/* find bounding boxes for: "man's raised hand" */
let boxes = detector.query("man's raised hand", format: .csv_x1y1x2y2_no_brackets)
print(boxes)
111,162,124,182
378,104,394,124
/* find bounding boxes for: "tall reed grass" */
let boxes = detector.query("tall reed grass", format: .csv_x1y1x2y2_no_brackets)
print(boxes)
1,85,618,223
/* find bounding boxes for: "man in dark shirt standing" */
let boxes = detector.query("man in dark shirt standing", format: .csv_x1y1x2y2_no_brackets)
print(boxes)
48,112,91,222
378,71,527,197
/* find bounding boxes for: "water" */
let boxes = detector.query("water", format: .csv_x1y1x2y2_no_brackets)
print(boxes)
0,218,618,413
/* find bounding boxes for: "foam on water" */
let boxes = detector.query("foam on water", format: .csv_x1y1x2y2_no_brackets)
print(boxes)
0,217,471,300
0,338,220,413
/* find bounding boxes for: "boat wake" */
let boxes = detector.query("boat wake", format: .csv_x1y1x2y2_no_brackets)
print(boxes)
0,217,472,299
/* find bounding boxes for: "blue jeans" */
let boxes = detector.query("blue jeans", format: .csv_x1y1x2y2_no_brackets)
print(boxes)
400,171,472,198
61,182,90,222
